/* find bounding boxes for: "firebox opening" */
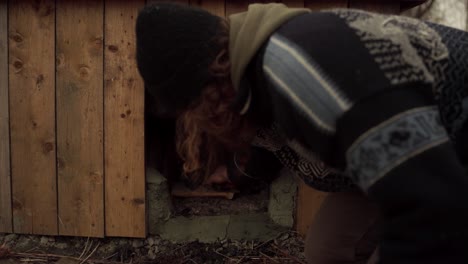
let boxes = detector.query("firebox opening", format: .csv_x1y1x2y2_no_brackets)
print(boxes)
145,106,275,218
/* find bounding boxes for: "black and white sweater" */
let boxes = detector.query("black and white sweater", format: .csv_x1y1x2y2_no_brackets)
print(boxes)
234,9,468,263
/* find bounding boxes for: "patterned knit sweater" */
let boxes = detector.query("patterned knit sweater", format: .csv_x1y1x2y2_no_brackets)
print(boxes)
233,8,468,263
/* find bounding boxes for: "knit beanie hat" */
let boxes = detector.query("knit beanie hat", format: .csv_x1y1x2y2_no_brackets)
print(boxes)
136,3,224,117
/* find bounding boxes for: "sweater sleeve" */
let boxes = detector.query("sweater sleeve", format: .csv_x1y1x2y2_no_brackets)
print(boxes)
336,88,468,263
265,69,468,262
258,13,468,262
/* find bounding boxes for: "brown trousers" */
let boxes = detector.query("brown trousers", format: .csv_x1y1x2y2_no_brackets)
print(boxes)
305,191,380,264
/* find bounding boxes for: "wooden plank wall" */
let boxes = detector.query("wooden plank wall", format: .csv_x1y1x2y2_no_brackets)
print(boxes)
0,0,11,233
1,0,147,238
0,0,407,238
104,0,146,238
56,0,105,237
9,0,57,235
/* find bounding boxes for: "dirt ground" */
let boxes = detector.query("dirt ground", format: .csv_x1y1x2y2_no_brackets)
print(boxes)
0,231,306,264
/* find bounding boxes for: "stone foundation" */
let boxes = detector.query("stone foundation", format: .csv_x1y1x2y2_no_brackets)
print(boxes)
146,168,297,242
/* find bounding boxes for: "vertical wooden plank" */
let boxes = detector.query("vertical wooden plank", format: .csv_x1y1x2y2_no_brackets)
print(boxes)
9,0,57,235
191,0,226,17
295,182,327,236
146,0,189,5
105,0,146,238
305,0,348,10
56,0,104,237
0,0,12,233
349,0,400,14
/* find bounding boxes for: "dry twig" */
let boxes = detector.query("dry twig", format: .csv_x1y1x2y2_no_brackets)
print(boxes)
271,244,307,264
78,237,91,260
259,251,279,263
80,242,100,264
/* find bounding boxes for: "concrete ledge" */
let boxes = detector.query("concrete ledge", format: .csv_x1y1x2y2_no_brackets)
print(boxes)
147,168,296,242
154,215,230,243
151,213,288,243
226,213,287,241
269,169,297,228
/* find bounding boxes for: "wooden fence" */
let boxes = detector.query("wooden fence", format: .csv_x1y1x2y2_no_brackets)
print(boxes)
0,0,145,238
0,0,424,238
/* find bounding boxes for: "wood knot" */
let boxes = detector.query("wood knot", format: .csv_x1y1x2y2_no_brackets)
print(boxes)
42,142,54,154
92,37,103,46
56,54,65,67
13,60,23,69
89,172,102,183
108,45,118,53
79,65,90,79
126,110,131,116
11,33,23,43
120,113,126,118
127,78,134,87
36,74,44,86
